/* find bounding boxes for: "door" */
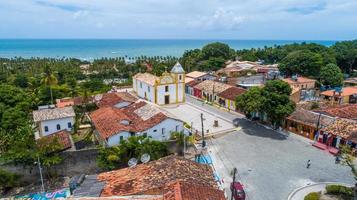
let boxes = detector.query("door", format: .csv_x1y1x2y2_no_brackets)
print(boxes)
165,95,170,104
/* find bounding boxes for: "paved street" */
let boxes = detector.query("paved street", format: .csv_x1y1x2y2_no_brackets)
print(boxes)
164,96,354,199
161,97,235,134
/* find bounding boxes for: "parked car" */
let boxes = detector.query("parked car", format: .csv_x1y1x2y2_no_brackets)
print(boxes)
230,181,246,200
232,118,240,127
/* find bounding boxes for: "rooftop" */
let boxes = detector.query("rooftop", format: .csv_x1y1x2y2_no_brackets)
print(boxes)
194,80,232,94
287,109,335,128
282,77,316,85
218,87,246,101
186,71,207,79
320,86,357,97
90,101,175,139
186,80,201,87
322,119,357,142
314,104,357,120
184,77,194,84
97,155,218,197
33,106,75,122
36,130,72,152
170,62,185,74
344,77,357,84
95,92,137,108
134,73,159,86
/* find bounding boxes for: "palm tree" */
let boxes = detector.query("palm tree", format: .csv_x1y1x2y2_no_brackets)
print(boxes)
41,64,57,105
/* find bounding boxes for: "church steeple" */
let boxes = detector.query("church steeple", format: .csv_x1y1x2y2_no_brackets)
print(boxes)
170,62,185,74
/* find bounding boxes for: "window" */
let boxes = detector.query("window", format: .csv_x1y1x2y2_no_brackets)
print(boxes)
68,122,72,128
153,129,157,132
175,125,179,132
56,124,61,130
140,82,142,88
148,86,150,92
120,136,123,141
162,128,165,135
165,86,169,92
44,126,49,132
179,75,182,80
143,132,147,137
130,132,135,137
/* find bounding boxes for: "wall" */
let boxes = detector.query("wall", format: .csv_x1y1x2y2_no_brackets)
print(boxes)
40,117,74,136
1,149,100,182
137,118,184,141
157,84,177,105
135,80,155,103
107,131,131,147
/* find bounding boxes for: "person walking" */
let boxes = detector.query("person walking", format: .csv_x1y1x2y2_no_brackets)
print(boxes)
306,160,311,168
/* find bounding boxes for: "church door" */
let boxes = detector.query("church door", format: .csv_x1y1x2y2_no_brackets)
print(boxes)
165,95,170,104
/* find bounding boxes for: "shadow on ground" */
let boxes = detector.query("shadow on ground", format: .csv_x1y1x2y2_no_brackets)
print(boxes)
237,118,288,140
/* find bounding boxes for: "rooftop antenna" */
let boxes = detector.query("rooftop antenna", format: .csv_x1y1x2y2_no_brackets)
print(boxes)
140,153,151,164
128,158,138,168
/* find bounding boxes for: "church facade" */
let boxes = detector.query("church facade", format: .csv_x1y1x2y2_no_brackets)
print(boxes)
133,62,186,105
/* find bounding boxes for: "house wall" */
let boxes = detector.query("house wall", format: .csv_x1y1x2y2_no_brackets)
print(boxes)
39,117,74,136
157,84,177,105
106,119,184,147
289,81,316,90
135,79,155,103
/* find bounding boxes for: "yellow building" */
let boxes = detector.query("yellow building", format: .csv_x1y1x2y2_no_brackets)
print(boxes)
133,62,185,105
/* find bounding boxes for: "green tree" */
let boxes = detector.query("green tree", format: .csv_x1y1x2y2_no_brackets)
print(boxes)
41,65,58,104
279,50,324,77
236,87,265,119
0,169,21,193
262,80,295,128
333,40,357,73
201,42,235,60
320,63,344,87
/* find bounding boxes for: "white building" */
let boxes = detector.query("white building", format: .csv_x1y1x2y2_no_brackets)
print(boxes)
33,106,75,139
90,100,185,147
133,62,186,105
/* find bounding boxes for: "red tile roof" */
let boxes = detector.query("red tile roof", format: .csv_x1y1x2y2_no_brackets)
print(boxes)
322,119,357,141
97,155,218,197
56,97,88,108
95,92,137,108
163,181,225,200
320,86,357,97
37,130,72,151
283,77,316,85
287,109,335,128
186,80,201,87
90,101,169,139
218,87,246,101
315,104,357,120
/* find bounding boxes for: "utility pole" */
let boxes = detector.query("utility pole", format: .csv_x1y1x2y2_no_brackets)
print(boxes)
201,113,206,148
231,167,237,200
37,156,45,193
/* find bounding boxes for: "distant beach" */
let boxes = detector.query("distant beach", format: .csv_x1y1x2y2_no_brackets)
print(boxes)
0,39,337,60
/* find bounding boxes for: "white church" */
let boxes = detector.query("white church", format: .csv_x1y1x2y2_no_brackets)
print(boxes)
133,62,185,105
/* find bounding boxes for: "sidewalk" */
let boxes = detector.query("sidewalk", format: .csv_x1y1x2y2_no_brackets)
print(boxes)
287,182,353,200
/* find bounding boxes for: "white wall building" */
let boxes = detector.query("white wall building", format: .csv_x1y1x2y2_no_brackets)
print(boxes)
133,62,186,105
33,106,75,139
90,100,185,147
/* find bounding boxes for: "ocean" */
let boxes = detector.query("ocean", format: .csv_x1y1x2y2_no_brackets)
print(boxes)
0,39,336,60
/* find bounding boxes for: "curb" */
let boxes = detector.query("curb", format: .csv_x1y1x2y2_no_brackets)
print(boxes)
287,182,353,200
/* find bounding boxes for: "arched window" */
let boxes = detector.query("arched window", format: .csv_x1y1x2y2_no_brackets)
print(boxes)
44,126,49,132
56,124,61,130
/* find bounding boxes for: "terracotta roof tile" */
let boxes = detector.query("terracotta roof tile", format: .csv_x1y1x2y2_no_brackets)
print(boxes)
133,73,159,86
37,130,72,151
186,80,201,87
287,109,335,128
194,80,232,94
163,181,225,200
90,101,170,139
95,92,137,108
218,87,246,101
321,86,357,97
315,104,357,120
97,155,217,197
322,119,357,141
283,77,316,85
186,71,207,79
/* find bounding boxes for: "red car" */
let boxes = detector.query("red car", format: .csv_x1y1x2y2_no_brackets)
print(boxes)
230,181,246,200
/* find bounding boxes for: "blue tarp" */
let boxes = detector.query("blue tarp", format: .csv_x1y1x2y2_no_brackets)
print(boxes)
195,154,213,164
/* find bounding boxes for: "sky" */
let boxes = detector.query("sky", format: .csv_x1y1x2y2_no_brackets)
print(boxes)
0,0,357,40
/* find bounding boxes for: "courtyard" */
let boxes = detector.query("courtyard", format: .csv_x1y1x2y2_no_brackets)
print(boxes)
208,118,355,200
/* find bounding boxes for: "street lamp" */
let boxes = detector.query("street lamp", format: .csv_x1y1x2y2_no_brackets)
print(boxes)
201,113,206,148
34,156,45,193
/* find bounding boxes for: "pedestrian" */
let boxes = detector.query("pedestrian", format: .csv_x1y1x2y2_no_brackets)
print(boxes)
306,160,311,168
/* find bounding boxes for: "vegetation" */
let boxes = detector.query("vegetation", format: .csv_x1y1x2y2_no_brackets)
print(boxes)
325,184,354,197
304,192,320,200
236,80,295,127
320,63,344,87
97,136,169,170
338,145,357,180
0,169,21,192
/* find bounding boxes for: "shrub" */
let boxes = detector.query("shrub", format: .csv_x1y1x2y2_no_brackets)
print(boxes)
0,169,21,191
325,184,353,197
304,192,320,200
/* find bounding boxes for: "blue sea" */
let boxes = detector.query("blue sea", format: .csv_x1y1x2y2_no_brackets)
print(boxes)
0,39,337,60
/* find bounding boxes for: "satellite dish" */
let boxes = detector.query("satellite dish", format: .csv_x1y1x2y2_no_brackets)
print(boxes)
94,94,103,101
140,153,151,164
128,158,138,168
